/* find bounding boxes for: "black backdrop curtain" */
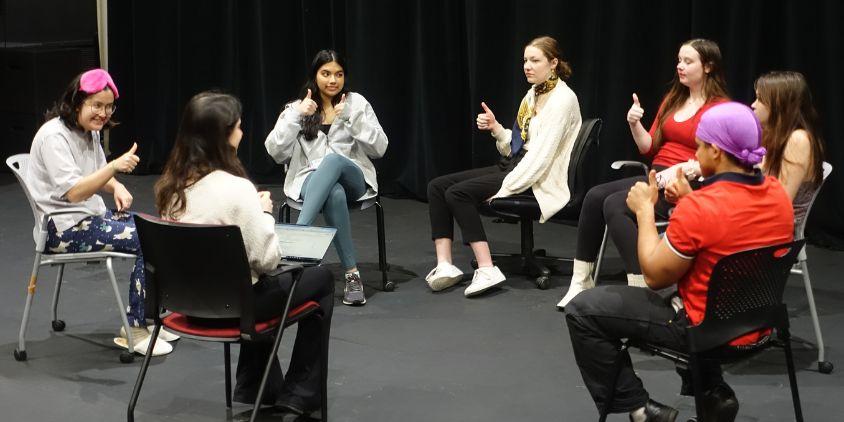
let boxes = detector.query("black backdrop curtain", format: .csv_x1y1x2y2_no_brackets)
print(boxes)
107,0,844,247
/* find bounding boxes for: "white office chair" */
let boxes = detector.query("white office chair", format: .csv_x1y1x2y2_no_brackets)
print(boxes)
791,161,833,373
6,154,139,363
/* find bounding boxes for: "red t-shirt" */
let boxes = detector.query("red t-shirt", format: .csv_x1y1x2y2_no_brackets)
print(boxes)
665,172,794,345
647,99,727,167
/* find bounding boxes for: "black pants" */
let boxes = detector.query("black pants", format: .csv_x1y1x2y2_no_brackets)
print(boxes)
565,286,723,414
574,172,673,273
234,266,335,405
427,153,523,243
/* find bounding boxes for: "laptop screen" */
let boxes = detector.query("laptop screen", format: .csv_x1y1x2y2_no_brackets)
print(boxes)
274,224,337,261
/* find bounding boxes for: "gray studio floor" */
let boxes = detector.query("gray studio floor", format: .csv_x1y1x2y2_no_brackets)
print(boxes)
1,173,843,422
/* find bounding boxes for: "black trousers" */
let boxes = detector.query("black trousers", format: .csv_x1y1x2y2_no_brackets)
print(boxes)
565,286,723,414
427,153,523,243
234,265,335,405
574,171,673,273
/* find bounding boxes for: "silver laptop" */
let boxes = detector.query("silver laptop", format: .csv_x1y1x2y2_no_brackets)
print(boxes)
274,224,337,266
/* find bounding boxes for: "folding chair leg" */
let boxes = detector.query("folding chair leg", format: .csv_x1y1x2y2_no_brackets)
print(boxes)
15,255,42,360
781,330,804,421
50,264,65,331
279,202,291,223
593,226,609,285
320,315,330,421
106,257,135,363
128,324,161,422
375,201,393,291
799,260,830,372
224,343,232,409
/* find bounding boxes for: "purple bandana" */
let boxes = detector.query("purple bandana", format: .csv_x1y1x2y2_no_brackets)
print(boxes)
695,102,765,166
79,68,119,99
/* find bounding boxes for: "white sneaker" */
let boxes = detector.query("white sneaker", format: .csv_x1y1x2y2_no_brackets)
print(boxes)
464,266,506,297
425,263,464,291
115,326,174,356
148,326,181,342
557,260,595,310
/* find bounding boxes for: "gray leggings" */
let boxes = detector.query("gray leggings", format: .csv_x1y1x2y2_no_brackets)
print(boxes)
297,154,367,270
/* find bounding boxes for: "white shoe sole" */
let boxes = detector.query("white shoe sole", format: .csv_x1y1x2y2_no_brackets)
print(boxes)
114,335,173,356
427,274,464,292
464,278,506,297
148,326,181,342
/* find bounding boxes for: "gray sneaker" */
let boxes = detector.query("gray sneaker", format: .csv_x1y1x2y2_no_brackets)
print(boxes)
343,272,366,306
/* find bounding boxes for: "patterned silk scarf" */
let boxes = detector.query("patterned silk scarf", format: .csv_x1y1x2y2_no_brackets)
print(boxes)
515,71,558,142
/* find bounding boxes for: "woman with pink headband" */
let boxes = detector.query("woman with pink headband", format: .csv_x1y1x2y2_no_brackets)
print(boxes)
25,68,176,356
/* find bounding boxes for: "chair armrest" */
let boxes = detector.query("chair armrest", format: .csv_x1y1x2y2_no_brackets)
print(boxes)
611,160,650,176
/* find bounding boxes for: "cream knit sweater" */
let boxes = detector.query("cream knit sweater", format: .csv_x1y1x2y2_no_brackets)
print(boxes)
175,170,281,283
491,81,582,223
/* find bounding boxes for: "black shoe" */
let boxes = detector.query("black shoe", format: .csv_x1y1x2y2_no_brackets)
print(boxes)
275,392,320,416
631,399,679,422
697,383,739,422
232,390,277,406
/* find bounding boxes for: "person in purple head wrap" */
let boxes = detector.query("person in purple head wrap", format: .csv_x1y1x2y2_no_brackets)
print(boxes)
564,100,794,422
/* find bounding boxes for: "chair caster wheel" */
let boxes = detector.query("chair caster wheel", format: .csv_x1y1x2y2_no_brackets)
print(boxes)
535,276,550,290
120,352,135,363
819,361,834,374
52,320,66,332
535,249,547,257
13,349,27,361
383,281,396,292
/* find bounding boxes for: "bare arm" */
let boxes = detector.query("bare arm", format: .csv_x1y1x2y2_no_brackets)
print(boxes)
776,130,813,201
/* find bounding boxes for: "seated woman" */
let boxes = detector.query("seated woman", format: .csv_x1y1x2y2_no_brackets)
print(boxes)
558,38,729,308
155,92,334,414
753,71,826,219
25,68,174,356
425,35,582,297
265,49,388,307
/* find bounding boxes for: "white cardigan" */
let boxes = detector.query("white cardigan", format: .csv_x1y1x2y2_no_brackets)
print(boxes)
175,170,281,283
491,81,582,222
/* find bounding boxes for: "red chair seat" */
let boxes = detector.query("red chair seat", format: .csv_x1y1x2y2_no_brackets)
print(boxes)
163,300,320,339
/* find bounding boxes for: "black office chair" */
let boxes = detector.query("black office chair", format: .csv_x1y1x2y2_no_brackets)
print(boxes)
476,118,602,289
601,240,806,422
128,214,329,422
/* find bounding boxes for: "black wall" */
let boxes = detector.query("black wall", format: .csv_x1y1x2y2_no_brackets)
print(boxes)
21,0,844,246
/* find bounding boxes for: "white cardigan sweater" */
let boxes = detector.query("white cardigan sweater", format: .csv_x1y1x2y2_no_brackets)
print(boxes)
175,170,281,283
491,81,582,223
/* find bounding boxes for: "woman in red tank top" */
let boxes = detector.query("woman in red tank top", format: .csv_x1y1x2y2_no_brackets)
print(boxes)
558,39,729,309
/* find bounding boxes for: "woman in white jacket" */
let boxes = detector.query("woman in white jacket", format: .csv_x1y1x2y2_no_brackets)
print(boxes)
426,36,582,297
265,50,388,306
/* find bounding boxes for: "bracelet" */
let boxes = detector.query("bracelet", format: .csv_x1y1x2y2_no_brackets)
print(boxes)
263,211,274,216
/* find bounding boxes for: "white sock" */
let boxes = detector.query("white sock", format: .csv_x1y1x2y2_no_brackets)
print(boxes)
629,406,646,422
627,273,648,288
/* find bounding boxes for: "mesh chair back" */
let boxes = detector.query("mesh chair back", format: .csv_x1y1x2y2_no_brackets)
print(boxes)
687,240,805,352
6,154,42,230
794,162,832,240
134,214,255,322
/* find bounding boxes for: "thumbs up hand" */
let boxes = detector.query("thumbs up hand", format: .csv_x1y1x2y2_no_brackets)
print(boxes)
334,93,347,117
298,88,317,116
627,93,645,124
110,142,140,174
665,166,693,204
626,170,659,215
476,101,501,133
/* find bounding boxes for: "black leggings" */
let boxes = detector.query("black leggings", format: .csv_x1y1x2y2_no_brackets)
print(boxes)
575,173,673,274
235,266,334,405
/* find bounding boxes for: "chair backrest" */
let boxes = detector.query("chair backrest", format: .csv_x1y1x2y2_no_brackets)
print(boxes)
5,154,41,227
687,240,805,352
794,161,832,240
134,214,258,330
559,118,602,214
